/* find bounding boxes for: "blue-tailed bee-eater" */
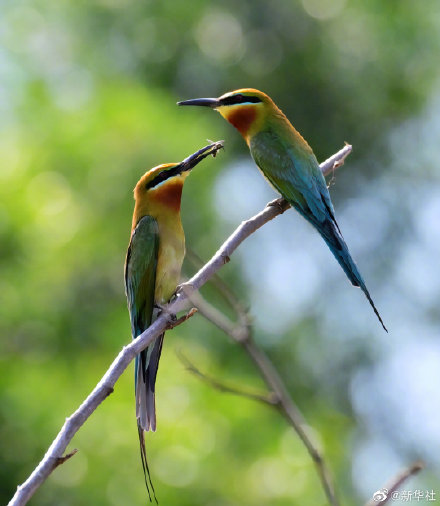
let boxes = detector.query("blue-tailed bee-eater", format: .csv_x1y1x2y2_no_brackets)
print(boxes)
125,141,224,499
178,89,387,331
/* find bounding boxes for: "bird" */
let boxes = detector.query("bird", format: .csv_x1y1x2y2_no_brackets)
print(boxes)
124,141,224,500
178,89,387,331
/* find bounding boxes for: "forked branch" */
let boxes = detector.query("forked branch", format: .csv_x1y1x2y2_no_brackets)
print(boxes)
181,279,339,506
8,144,351,506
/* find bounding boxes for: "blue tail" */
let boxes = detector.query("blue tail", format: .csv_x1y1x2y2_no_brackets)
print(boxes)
297,206,387,332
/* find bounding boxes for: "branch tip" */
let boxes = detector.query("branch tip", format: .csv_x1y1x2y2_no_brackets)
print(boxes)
166,307,198,330
365,460,425,506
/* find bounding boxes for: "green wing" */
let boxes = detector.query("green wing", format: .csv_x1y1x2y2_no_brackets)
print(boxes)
249,129,334,223
125,215,162,432
125,215,159,338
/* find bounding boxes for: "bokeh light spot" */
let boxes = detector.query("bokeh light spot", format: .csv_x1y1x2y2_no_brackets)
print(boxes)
301,0,347,20
247,456,307,498
195,10,245,64
26,171,72,217
243,30,283,76
155,445,199,487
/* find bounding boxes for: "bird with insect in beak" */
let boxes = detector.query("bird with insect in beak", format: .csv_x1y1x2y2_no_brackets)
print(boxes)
125,141,224,501
178,89,387,331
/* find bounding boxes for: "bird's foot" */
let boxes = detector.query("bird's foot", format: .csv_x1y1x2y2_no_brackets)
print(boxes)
168,289,180,305
174,282,196,300
154,302,176,320
267,197,289,213
168,284,186,307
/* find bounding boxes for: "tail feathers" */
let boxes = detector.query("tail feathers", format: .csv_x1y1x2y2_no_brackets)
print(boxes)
362,284,388,333
137,422,158,504
312,216,388,332
335,243,388,332
135,332,164,503
136,364,156,431
135,333,164,431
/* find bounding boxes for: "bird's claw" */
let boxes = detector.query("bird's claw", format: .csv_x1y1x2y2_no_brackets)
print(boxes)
267,197,288,213
169,287,181,304
176,283,196,299
154,302,172,317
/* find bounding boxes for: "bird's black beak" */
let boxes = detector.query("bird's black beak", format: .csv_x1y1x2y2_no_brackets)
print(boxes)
177,98,220,108
179,141,224,173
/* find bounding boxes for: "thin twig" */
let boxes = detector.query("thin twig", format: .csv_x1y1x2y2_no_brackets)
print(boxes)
177,350,277,405
8,144,351,506
53,449,78,470
184,286,339,506
164,307,198,330
243,337,340,505
181,287,249,342
365,461,424,506
185,249,251,324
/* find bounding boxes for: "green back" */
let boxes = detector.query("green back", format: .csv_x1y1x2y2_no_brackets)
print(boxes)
250,128,334,224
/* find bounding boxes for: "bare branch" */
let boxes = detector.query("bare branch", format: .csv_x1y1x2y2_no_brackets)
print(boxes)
177,350,277,405
8,311,177,506
181,287,250,342
8,144,351,506
365,461,424,506
185,249,251,325
185,283,339,506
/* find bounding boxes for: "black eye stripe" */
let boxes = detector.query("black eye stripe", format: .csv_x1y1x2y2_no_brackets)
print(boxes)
220,94,262,106
146,165,181,189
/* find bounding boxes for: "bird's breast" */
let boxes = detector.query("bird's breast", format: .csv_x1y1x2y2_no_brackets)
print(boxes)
149,180,184,213
155,215,185,304
220,106,257,139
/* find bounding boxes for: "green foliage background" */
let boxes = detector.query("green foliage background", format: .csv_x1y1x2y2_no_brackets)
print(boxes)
1,1,440,504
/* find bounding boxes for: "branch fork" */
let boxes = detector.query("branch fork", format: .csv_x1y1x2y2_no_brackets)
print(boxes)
8,143,415,506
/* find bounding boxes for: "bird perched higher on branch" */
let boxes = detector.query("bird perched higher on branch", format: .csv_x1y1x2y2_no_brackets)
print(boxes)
125,141,224,500
178,89,386,331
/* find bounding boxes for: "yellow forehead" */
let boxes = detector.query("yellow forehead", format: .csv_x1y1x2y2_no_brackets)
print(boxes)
219,88,269,101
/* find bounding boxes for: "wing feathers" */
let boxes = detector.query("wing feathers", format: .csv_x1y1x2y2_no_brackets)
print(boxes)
250,129,387,330
125,215,162,430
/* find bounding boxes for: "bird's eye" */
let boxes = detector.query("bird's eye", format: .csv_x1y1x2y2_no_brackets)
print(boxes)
146,165,182,190
221,94,262,106
243,95,262,104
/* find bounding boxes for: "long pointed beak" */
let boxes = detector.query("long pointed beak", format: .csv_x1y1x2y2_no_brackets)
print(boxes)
179,141,224,173
177,98,220,108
